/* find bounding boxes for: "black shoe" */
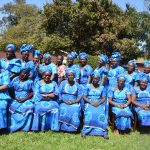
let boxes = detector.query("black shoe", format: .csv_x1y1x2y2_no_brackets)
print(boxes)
103,135,109,140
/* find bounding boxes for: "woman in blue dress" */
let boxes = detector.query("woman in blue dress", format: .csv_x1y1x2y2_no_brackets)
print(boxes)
37,52,57,81
0,69,11,130
0,44,21,80
81,73,108,139
59,69,82,132
124,60,137,90
8,68,34,132
31,69,59,131
93,54,108,88
66,52,80,82
108,75,133,132
135,61,150,87
20,44,35,80
132,78,150,126
108,52,125,89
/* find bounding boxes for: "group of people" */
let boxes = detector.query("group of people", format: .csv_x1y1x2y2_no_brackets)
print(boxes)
0,43,150,139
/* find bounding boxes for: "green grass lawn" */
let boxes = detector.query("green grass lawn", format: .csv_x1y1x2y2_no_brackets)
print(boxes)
0,128,149,150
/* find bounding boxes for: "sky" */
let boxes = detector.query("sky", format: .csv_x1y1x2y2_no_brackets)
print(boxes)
0,0,147,20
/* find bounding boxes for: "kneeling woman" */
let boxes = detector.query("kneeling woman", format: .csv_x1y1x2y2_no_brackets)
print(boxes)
8,68,34,132
31,70,59,131
81,73,108,138
108,75,133,132
132,78,150,126
59,69,82,132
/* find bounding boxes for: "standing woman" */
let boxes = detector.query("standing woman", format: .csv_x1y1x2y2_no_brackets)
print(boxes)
108,52,125,89
59,69,82,132
81,73,108,139
132,78,150,126
93,54,108,87
20,44,35,80
108,75,133,132
0,69,11,130
66,52,80,82
8,68,34,132
31,70,59,131
37,52,57,81
125,60,137,90
57,55,66,85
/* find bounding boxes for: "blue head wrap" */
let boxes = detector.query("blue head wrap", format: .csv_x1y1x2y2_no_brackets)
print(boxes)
33,50,41,58
128,60,137,68
144,61,150,67
139,77,148,83
99,54,108,64
67,52,78,60
117,74,126,80
20,44,33,53
79,52,88,59
66,68,76,77
20,67,31,74
92,72,100,78
43,52,51,59
110,52,121,61
5,44,16,52
7,59,21,73
41,67,52,75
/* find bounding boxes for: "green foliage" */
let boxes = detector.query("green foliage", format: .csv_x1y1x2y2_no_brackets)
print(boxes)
0,0,150,62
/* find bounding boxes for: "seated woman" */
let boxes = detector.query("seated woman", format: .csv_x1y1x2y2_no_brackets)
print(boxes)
59,69,82,132
108,75,133,133
31,69,59,131
0,69,11,130
8,68,34,132
81,73,108,139
132,78,150,126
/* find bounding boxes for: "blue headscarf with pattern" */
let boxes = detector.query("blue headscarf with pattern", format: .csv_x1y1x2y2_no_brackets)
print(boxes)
5,44,16,52
79,52,88,59
117,74,126,81
128,60,137,68
144,61,150,67
110,52,121,61
7,59,21,73
33,50,41,58
66,68,76,77
43,52,51,59
20,44,33,53
67,52,78,60
99,54,108,64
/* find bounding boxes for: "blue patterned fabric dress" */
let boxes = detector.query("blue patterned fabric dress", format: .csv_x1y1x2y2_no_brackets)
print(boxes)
108,65,125,89
125,72,137,90
82,84,108,136
31,81,59,131
8,77,34,132
59,80,82,132
132,86,150,126
93,66,108,88
0,71,11,129
108,87,133,130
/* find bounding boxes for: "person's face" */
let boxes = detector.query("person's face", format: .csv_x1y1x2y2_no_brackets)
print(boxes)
118,78,125,87
79,58,87,66
44,57,51,65
67,58,74,65
43,71,51,82
140,80,147,90
33,55,40,64
92,76,99,85
19,70,29,80
98,59,104,67
111,60,118,67
128,63,134,72
6,48,14,60
144,66,150,74
68,73,74,82
22,51,29,61
57,56,63,66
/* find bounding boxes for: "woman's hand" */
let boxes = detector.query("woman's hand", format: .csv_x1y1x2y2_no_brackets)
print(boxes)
141,104,149,110
91,102,100,107
64,100,74,105
117,104,124,109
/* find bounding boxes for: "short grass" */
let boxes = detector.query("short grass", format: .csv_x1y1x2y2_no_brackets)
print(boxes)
0,127,149,150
